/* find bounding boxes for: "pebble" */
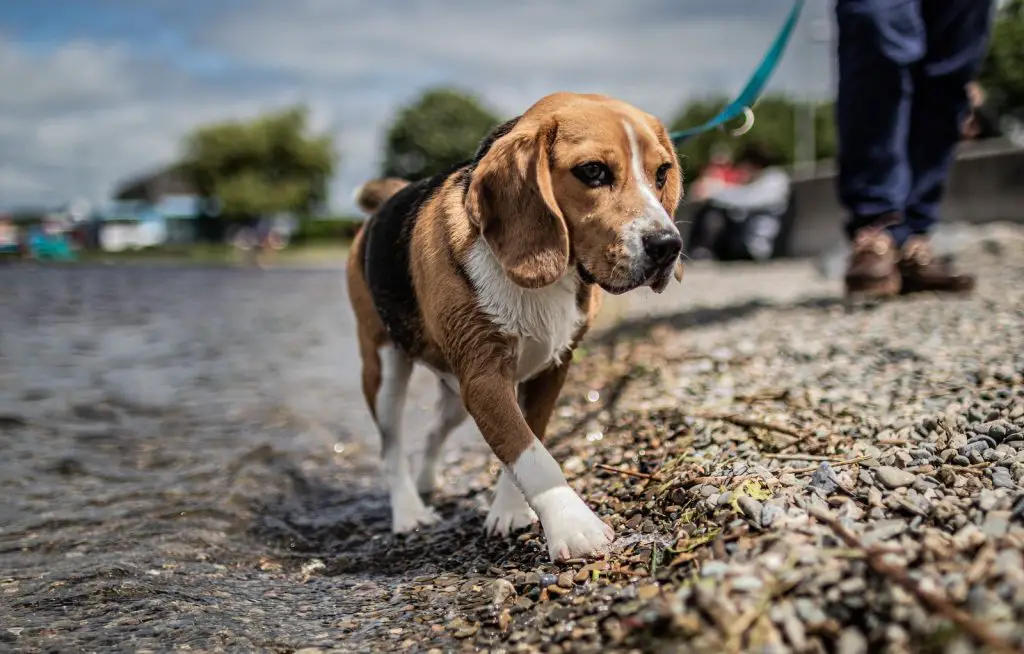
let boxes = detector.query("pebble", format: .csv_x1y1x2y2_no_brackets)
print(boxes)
861,519,908,547
837,628,869,654
875,466,917,489
809,462,840,495
983,511,1011,539
761,504,784,529
793,598,829,627
992,467,1016,489
700,561,729,579
491,579,516,606
737,495,764,525
731,576,763,592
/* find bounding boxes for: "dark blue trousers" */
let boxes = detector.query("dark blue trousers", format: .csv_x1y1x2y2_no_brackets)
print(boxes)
835,0,995,245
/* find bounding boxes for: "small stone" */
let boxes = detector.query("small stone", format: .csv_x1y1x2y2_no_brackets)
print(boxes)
698,484,719,498
837,628,869,654
637,584,661,600
991,468,1016,489
761,504,784,528
809,462,840,495
982,511,1011,539
738,495,764,525
731,576,764,592
793,598,829,627
700,561,729,579
539,574,557,589
557,572,574,589
861,519,908,547
978,489,1001,512
952,455,971,466
993,549,1024,579
491,578,516,605
875,466,917,489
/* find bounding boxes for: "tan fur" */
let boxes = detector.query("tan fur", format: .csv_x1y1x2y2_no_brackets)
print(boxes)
354,177,411,215
349,91,681,491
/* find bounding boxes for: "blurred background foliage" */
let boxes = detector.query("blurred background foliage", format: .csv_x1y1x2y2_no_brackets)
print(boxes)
381,87,501,181
173,2,1023,244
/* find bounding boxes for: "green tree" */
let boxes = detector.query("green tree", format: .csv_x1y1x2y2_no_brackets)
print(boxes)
181,105,336,219
668,93,836,185
980,0,1024,116
382,87,501,181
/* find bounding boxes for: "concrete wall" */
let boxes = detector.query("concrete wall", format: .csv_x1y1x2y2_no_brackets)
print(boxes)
677,138,1024,258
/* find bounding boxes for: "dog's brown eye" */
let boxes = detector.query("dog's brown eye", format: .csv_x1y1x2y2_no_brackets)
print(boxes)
572,162,612,188
655,163,672,189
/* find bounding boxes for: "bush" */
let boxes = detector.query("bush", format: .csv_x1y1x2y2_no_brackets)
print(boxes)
292,215,364,244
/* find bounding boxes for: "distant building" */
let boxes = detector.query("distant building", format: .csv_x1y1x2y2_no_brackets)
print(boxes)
105,165,206,248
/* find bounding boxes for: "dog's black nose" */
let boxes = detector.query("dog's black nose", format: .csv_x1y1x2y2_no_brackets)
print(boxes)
643,230,683,266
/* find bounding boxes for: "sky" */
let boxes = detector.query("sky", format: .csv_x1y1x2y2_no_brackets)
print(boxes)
0,0,835,215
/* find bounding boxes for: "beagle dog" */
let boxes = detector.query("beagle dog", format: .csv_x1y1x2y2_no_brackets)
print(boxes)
347,92,684,562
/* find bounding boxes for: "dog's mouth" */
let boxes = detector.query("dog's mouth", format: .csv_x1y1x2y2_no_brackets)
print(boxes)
577,260,678,295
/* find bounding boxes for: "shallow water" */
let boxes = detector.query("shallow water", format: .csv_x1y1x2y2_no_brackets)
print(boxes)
0,265,498,653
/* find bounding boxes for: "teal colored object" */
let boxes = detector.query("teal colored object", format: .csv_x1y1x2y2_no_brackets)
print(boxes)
29,230,76,261
669,0,806,144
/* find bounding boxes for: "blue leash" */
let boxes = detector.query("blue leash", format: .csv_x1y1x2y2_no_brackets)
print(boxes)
669,0,806,144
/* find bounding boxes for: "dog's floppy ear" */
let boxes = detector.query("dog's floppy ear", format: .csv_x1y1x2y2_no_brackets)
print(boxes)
466,120,570,289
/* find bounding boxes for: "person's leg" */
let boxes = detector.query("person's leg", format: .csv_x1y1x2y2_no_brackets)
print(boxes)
835,0,924,243
835,0,926,295
893,0,995,295
903,0,995,236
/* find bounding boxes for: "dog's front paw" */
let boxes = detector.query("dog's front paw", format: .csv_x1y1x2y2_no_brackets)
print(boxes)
535,487,615,562
484,472,538,536
391,501,440,534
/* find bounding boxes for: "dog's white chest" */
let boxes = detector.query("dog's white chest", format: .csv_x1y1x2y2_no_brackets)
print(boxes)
465,239,583,382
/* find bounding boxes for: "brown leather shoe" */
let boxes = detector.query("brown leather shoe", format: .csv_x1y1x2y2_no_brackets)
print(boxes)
845,226,901,298
898,236,976,295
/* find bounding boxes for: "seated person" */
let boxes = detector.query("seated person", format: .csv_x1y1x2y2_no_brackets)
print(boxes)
690,143,749,202
687,143,792,262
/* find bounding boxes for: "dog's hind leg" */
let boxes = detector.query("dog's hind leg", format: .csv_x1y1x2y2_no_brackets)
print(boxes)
416,377,467,496
373,344,439,533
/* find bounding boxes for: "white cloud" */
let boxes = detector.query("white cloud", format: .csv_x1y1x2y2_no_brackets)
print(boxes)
0,0,833,213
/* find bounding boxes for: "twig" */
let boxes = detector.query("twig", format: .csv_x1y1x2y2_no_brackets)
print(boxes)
689,412,807,440
808,506,1020,654
784,455,873,474
682,473,781,488
595,463,662,482
763,453,849,462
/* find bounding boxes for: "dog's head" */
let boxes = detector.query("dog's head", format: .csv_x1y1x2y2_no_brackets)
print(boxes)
466,92,684,294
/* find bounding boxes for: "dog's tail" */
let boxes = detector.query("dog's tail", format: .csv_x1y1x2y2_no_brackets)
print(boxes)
352,177,410,216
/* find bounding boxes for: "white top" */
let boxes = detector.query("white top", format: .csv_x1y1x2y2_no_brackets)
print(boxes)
706,167,791,213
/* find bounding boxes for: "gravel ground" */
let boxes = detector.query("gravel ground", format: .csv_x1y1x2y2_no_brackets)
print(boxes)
2,224,1024,653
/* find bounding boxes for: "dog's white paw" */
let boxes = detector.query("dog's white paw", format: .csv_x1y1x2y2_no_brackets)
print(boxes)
535,487,615,562
391,498,439,534
484,472,538,536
